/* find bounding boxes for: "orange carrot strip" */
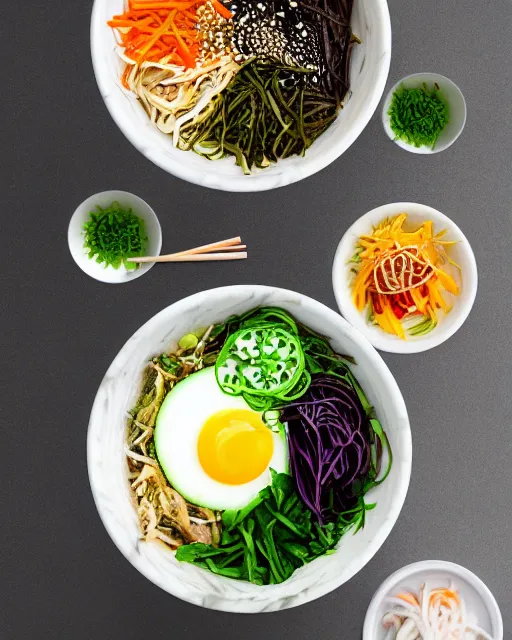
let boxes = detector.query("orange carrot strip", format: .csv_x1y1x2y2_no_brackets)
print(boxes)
182,8,200,20
121,65,132,89
169,19,196,67
137,9,176,58
397,592,420,607
211,0,233,19
131,1,200,10
108,17,154,27
351,261,373,311
131,0,198,4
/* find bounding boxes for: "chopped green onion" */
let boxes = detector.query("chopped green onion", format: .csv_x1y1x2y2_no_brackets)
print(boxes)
83,201,147,270
388,82,449,149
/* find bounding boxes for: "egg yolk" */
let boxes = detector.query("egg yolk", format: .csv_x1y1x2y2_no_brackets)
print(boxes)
198,409,274,485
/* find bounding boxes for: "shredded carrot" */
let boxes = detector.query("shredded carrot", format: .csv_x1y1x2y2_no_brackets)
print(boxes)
108,0,207,68
170,25,196,67
211,0,233,19
397,592,420,607
121,64,133,89
350,213,461,339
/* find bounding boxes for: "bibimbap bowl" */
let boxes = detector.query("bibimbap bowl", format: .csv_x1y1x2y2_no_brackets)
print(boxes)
88,285,411,612
90,0,391,192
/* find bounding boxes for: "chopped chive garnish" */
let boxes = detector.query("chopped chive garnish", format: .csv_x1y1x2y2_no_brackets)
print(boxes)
388,82,449,149
83,201,148,271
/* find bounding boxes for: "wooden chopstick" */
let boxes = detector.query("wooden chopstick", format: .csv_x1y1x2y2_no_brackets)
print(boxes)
130,252,247,263
171,236,242,257
166,243,246,255
127,236,247,264
202,244,246,252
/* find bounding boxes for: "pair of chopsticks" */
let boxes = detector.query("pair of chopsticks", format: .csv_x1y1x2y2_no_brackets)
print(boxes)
128,236,247,263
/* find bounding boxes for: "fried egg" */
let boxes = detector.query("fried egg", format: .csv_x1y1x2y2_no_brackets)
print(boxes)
154,367,288,510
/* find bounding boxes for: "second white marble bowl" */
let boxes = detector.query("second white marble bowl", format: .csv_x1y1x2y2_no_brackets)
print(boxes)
87,285,412,611
90,0,391,191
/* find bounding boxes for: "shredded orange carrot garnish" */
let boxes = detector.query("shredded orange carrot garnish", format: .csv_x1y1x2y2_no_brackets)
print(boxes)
350,213,461,339
211,0,233,19
107,0,232,68
397,592,420,607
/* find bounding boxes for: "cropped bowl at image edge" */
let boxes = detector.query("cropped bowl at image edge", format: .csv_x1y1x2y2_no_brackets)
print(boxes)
90,0,391,192
87,285,412,612
363,561,503,640
68,190,162,284
332,203,478,354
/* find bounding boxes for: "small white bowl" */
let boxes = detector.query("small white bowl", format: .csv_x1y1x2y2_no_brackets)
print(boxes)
332,202,478,354
68,190,162,284
363,560,503,640
382,73,467,154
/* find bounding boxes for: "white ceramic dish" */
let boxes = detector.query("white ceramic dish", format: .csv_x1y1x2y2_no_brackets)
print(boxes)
363,560,503,640
382,73,467,154
332,202,478,354
87,285,412,612
90,1,391,192
68,190,162,284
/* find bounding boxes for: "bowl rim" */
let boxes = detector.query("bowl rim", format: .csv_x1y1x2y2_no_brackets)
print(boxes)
67,189,162,284
87,284,412,611
90,0,392,192
381,72,467,155
362,560,504,640
332,202,478,354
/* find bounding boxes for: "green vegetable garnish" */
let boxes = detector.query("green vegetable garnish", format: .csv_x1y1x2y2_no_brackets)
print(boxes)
83,201,147,270
408,317,437,337
176,471,372,585
178,334,199,351
215,325,309,409
388,82,449,149
213,307,359,412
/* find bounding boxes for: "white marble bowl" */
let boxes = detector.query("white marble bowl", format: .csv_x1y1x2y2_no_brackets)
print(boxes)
87,285,411,611
90,1,391,191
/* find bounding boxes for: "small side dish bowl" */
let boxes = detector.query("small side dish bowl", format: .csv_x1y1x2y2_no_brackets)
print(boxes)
68,190,162,284
332,202,478,354
363,560,503,640
90,0,391,192
87,285,412,612
382,73,467,154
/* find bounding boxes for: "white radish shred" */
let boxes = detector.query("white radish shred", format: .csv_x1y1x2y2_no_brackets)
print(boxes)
381,582,494,640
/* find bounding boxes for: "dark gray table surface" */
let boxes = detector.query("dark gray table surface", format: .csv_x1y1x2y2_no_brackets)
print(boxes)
3,0,511,637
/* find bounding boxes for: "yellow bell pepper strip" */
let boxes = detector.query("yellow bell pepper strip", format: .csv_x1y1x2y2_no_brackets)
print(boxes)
348,213,461,339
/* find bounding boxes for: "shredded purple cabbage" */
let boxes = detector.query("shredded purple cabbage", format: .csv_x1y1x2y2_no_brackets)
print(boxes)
282,374,380,524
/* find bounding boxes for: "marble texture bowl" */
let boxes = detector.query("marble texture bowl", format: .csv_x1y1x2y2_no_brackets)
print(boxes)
90,1,391,192
87,286,411,612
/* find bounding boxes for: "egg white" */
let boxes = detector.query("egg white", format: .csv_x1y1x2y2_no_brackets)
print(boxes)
154,367,288,510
